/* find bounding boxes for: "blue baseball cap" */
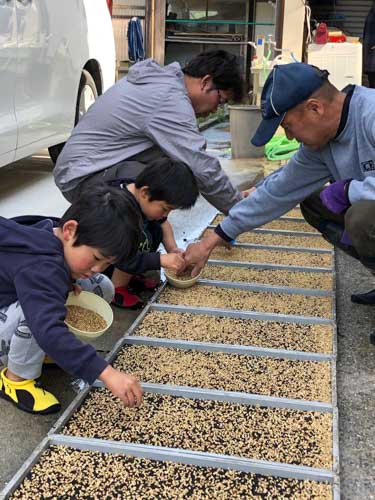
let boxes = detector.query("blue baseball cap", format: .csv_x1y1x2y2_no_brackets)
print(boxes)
251,63,329,147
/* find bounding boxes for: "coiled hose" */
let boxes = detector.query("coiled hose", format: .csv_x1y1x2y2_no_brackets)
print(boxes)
265,135,300,161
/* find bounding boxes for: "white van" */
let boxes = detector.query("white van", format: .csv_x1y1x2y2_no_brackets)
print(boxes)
0,0,115,167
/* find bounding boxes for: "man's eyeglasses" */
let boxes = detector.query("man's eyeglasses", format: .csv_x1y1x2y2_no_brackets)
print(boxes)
216,89,227,105
209,87,227,105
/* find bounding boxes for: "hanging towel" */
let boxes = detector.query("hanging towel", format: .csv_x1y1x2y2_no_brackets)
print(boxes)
127,17,145,62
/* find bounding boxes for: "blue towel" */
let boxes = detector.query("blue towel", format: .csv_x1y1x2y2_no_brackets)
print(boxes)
127,17,144,62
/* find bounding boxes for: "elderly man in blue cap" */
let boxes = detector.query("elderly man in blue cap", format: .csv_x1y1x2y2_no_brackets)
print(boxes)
185,62,375,313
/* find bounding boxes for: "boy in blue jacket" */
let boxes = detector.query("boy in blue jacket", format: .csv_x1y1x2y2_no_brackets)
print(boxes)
0,185,143,414
64,158,199,309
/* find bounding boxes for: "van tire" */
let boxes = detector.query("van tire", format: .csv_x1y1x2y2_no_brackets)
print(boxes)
48,69,98,164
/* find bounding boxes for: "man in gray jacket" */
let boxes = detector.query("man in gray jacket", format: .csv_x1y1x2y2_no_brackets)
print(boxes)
185,63,375,311
54,50,243,214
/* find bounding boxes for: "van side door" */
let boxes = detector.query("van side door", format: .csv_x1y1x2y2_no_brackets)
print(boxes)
14,0,82,158
0,0,17,167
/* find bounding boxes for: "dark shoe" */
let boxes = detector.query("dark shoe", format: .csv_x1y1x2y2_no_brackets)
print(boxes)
129,274,160,292
370,332,375,345
0,368,60,414
112,287,144,309
43,355,56,365
351,288,375,305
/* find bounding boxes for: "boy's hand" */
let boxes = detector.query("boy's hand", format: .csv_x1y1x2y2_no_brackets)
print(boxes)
99,365,143,407
160,253,186,273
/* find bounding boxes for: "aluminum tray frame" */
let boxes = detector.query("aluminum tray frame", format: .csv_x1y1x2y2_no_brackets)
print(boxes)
0,433,337,500
211,215,307,225
197,278,333,296
1,231,340,500
156,279,336,321
119,335,332,361
207,259,332,273
208,243,333,253
207,223,328,238
279,216,305,222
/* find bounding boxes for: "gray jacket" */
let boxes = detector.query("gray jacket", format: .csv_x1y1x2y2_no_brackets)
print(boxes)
54,59,241,214
220,85,375,239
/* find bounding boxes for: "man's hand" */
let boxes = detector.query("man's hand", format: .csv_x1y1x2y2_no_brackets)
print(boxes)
184,231,223,277
320,180,351,214
99,365,143,407
169,247,184,255
160,253,186,273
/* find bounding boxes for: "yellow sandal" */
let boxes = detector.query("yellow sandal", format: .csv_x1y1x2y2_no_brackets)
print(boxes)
0,368,60,414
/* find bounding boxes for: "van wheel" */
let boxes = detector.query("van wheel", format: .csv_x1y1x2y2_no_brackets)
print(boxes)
48,70,98,164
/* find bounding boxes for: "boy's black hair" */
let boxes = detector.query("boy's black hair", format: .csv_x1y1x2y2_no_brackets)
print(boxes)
182,49,244,102
59,184,142,263
135,158,199,209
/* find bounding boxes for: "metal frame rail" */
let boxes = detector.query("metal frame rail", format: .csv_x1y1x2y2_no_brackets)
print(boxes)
208,224,331,238
1,216,340,500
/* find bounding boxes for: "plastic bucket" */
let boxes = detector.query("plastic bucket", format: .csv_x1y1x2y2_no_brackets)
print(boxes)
229,105,264,158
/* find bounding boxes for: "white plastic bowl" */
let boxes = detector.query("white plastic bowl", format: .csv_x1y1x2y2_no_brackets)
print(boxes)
65,291,113,340
164,267,202,289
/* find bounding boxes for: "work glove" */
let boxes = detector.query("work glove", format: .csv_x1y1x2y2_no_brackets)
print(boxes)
340,230,352,246
320,179,352,214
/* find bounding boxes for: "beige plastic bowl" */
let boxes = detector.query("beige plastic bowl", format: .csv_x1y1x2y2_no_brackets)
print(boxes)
164,267,202,289
65,291,113,340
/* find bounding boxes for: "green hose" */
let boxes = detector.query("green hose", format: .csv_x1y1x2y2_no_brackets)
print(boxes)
265,135,300,161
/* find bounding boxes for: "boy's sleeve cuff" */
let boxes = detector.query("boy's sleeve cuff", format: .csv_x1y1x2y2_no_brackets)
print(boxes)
214,224,234,243
146,252,161,270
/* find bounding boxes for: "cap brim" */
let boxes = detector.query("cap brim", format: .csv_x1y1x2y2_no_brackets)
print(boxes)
251,114,283,147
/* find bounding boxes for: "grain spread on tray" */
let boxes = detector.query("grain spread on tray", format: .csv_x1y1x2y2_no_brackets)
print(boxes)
10,445,332,499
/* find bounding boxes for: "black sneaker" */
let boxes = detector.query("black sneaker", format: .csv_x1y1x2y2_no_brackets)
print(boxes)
351,289,375,305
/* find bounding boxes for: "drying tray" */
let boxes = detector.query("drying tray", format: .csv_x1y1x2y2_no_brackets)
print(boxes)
1,213,340,499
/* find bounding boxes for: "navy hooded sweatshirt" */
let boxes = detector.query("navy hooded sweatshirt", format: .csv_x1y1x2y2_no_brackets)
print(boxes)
0,217,108,384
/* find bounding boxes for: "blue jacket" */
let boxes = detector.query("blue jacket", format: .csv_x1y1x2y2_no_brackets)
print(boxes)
0,217,107,384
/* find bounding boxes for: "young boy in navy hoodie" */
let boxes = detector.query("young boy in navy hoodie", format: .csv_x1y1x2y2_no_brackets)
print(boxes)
0,185,143,414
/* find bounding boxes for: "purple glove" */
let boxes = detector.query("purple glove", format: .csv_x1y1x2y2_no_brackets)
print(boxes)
340,230,352,246
320,180,351,214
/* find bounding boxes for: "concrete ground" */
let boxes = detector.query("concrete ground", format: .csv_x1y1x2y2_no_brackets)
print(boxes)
335,251,375,499
0,122,374,498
